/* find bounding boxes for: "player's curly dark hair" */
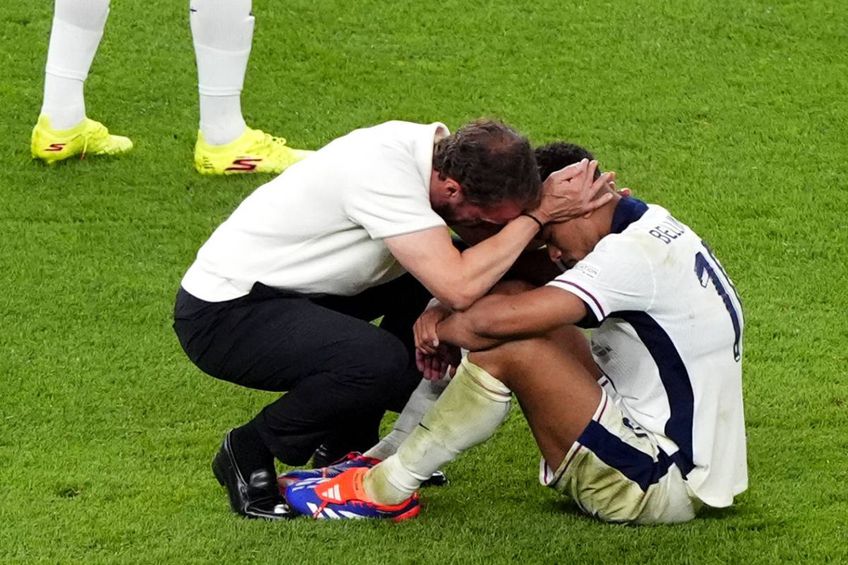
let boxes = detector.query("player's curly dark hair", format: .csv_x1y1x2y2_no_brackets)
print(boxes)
535,142,602,181
433,119,541,209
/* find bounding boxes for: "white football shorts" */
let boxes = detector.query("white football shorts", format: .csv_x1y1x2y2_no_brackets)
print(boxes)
540,388,703,524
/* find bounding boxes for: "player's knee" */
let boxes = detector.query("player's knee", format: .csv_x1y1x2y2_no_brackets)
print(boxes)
467,346,513,387
468,337,548,388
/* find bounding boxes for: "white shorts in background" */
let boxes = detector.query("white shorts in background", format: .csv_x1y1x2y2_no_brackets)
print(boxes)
540,389,702,525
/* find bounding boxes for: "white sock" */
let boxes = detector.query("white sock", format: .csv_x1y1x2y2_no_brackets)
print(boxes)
190,0,253,145
364,359,511,505
364,377,450,461
41,0,110,130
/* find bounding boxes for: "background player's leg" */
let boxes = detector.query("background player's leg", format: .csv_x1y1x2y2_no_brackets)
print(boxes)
189,0,251,146
41,0,110,130
32,0,132,163
189,0,310,174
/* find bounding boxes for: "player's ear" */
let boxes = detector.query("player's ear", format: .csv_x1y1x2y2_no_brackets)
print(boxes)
546,243,562,262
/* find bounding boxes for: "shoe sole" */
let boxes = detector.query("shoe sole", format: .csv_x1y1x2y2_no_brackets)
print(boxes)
32,148,132,165
392,505,421,522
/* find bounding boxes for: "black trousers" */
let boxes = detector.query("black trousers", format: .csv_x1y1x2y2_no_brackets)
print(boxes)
173,275,431,466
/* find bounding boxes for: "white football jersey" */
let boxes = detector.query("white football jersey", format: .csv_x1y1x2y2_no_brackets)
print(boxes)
181,121,448,302
547,199,747,508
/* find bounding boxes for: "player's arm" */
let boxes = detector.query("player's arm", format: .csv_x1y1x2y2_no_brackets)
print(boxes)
436,286,588,350
384,217,543,311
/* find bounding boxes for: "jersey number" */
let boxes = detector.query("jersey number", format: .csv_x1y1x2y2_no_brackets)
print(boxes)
694,248,743,362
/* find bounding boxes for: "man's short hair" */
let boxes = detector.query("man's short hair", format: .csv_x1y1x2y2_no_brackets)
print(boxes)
535,142,601,181
433,119,541,209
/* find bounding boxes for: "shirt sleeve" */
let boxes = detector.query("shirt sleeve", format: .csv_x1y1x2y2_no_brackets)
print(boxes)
546,235,656,323
343,150,446,240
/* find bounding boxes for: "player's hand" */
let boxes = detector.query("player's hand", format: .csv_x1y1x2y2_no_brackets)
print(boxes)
416,349,448,381
414,302,452,354
415,345,461,381
530,159,616,224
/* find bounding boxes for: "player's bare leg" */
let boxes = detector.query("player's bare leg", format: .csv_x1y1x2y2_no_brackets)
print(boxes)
467,325,601,471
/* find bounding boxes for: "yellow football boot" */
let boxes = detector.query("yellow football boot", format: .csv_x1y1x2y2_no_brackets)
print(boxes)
194,127,313,175
31,115,133,164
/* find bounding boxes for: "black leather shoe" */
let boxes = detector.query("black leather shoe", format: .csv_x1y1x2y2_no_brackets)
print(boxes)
212,431,296,520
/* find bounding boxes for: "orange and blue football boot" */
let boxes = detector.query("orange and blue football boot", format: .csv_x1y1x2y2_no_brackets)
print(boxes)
285,467,420,521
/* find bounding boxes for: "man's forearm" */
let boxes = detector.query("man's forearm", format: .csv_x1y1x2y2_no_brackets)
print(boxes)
384,218,542,312
448,215,542,309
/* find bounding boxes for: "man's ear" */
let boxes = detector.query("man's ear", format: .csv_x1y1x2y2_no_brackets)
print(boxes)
444,178,462,200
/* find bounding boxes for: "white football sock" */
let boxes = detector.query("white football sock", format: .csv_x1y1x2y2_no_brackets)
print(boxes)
190,0,253,145
364,359,511,505
41,0,110,130
364,377,450,461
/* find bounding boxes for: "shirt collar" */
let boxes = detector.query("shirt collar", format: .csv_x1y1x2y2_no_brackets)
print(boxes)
610,197,649,234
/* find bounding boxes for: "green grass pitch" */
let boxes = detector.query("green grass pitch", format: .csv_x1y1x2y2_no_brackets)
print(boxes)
1,0,847,562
